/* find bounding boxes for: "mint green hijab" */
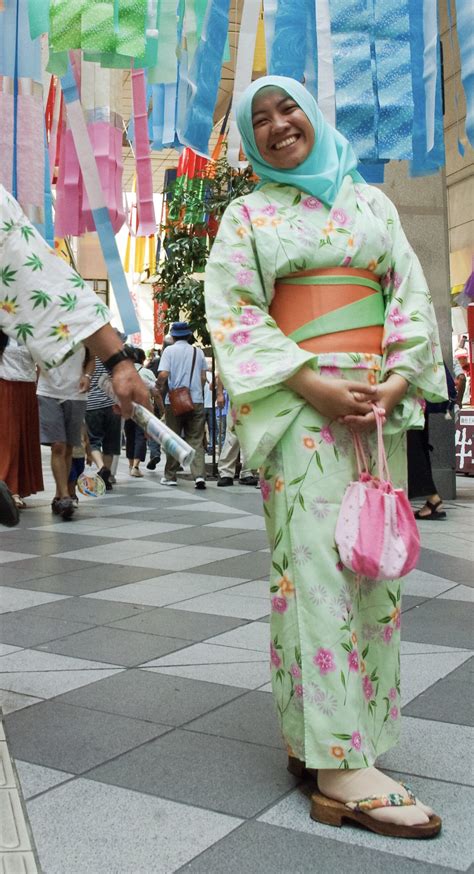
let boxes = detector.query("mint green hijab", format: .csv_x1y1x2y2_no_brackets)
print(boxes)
236,76,363,206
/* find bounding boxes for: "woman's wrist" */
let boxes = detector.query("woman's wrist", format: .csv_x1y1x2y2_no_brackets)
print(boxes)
378,373,409,414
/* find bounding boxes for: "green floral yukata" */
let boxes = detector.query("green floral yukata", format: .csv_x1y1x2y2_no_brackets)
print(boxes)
205,177,446,769
1,184,109,369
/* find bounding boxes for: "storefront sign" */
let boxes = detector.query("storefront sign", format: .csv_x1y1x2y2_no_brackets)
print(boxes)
455,409,474,474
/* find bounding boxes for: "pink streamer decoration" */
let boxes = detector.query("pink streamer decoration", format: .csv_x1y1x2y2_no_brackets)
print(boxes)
0,91,14,191
17,94,44,211
131,68,156,236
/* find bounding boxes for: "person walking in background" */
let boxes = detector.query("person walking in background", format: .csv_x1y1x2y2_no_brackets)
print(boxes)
203,361,216,455
37,346,94,519
215,376,229,452
157,322,207,489
0,331,43,509
124,347,159,477
85,358,123,490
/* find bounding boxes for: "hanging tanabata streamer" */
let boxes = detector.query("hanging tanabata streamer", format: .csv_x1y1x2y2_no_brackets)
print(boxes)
60,58,139,333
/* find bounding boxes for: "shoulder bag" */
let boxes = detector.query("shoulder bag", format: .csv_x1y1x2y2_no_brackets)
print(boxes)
168,347,197,416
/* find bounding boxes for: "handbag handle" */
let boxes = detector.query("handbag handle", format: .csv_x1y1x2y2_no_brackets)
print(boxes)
352,404,390,481
188,347,197,388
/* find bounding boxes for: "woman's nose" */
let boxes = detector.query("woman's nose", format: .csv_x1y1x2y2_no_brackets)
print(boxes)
271,115,290,134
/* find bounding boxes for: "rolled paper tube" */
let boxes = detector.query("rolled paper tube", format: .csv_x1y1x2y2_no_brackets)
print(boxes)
99,375,196,466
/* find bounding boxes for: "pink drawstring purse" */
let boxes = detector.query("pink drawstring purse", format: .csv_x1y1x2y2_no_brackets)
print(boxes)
335,406,420,581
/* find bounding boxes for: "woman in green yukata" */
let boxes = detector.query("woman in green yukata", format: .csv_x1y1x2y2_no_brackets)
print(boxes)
205,76,446,838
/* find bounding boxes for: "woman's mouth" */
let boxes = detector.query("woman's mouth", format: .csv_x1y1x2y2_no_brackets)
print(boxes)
273,134,300,151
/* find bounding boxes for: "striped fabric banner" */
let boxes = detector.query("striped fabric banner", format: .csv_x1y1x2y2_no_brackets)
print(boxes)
316,0,336,126
270,0,307,81
227,0,261,168
131,69,157,235
455,0,474,148
60,59,139,334
327,0,376,160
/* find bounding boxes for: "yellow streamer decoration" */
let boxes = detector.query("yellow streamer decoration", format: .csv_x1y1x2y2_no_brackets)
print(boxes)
253,3,267,74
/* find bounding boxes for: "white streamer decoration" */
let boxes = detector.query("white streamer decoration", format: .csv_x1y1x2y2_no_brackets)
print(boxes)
227,0,261,168
423,0,438,153
316,0,336,127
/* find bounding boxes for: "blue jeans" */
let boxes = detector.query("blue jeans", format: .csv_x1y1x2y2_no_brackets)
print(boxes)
147,437,161,461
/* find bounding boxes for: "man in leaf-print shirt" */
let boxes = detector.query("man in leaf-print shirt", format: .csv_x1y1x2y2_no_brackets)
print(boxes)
0,185,149,525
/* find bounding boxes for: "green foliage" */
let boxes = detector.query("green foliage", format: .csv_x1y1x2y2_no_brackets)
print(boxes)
155,151,255,343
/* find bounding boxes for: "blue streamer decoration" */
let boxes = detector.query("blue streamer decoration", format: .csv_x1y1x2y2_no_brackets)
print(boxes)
181,0,231,156
305,0,318,99
358,161,387,183
372,0,414,159
408,0,444,176
454,0,473,148
270,0,307,81
12,0,20,199
446,0,464,157
327,0,376,160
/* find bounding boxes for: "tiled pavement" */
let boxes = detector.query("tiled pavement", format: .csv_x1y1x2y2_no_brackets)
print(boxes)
0,453,473,874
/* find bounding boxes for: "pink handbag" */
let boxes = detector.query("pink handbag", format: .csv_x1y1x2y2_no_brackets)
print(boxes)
335,406,420,581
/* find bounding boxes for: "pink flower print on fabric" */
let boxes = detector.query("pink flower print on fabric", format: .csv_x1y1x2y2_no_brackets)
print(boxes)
388,305,409,326
238,360,261,376
386,351,404,370
230,252,247,264
320,425,335,444
230,329,251,346
390,705,399,720
240,309,262,327
236,269,254,287
392,271,403,289
239,204,252,222
294,684,304,698
383,625,394,644
290,663,302,678
261,204,278,217
347,650,359,672
320,365,342,378
313,647,336,676
270,641,281,668
272,595,288,614
342,256,353,267
383,331,406,349
363,676,374,700
351,731,362,751
331,207,350,226
259,479,272,501
302,196,323,210
389,687,397,701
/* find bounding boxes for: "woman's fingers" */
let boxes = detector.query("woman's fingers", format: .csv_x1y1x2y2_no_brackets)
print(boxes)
346,382,377,397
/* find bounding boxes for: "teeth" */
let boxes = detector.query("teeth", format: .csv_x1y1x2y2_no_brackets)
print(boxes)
274,136,298,151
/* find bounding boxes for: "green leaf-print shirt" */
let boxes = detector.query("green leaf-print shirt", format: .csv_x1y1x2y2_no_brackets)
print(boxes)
0,185,110,369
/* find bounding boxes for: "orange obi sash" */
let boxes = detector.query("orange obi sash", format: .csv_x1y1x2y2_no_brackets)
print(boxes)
269,267,385,355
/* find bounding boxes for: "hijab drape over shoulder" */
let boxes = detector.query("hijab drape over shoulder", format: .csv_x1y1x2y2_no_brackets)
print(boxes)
236,76,363,206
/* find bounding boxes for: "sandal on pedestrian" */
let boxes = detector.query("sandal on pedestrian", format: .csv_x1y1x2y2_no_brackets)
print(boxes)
310,784,441,839
12,495,27,509
414,500,446,520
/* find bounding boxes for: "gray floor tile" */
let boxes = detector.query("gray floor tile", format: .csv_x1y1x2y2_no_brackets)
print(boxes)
205,622,270,652
15,760,73,799
259,775,474,871
438,585,474,603
86,729,296,817
0,586,66,614
0,648,121,698
35,625,190,667
401,648,472,706
404,657,474,725
27,778,241,874
0,612,93,648
51,538,179,564
108,606,245,640
139,526,252,546
192,531,270,551
403,569,457,598
87,572,249,608
54,668,245,725
142,642,269,689
178,820,447,874
401,599,474,649
170,591,269,620
401,594,430,612
418,547,474,584
0,556,100,587
378,716,474,786
14,597,151,626
0,532,117,556
186,690,284,749
0,689,43,714
189,551,271,580
0,563,169,595
119,544,249,571
206,514,267,531
4,701,168,773
0,549,36,563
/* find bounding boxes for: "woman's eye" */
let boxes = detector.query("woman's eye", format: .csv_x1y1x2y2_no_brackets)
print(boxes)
284,104,298,113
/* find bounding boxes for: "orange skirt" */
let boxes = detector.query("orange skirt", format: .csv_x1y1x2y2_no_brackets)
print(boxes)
0,380,44,497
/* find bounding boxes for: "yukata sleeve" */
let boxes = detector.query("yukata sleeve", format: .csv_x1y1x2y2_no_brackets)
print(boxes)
205,198,318,467
376,192,448,433
0,191,110,369
205,199,316,405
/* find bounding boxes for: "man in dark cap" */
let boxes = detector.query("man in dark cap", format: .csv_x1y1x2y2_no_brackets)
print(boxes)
157,322,207,488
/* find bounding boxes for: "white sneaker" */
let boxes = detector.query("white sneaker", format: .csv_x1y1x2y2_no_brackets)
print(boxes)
195,477,206,490
160,477,178,486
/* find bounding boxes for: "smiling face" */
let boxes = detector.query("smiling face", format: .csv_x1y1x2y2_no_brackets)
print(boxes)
251,87,315,170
